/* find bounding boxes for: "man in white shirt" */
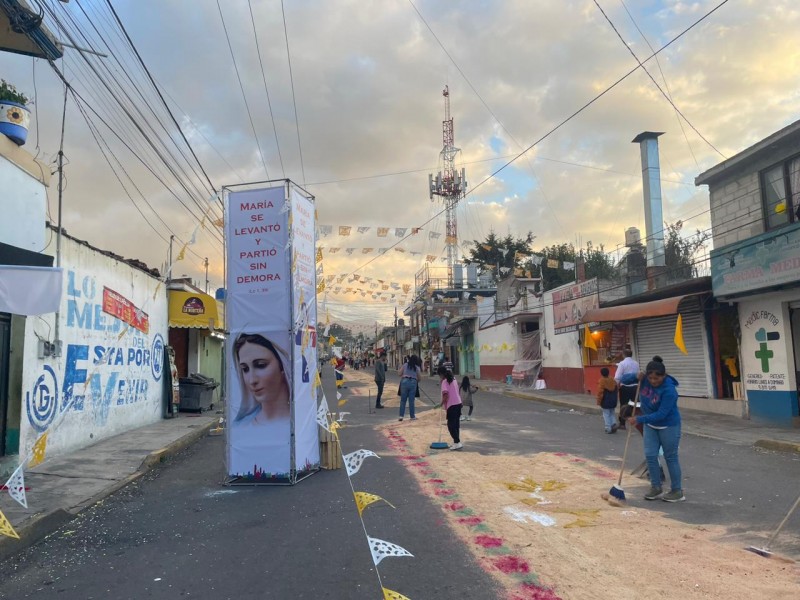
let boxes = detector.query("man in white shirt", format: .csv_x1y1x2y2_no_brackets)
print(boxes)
614,347,639,430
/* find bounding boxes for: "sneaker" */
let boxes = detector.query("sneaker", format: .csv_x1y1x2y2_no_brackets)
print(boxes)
398,418,403,422
460,416,466,421
465,416,471,421
662,489,685,503
449,442,463,450
410,417,417,420
611,424,618,433
644,486,663,500
375,405,384,409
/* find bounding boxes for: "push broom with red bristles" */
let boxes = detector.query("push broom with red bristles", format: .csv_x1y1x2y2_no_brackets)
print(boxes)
602,382,641,507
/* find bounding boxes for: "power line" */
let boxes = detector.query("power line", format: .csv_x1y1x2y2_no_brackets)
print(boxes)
619,0,700,171
106,0,219,193
281,0,306,185
216,0,271,180
338,0,731,280
248,0,286,179
593,0,727,159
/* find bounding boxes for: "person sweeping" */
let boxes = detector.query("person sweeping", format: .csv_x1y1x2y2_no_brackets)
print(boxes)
438,366,463,450
627,356,685,502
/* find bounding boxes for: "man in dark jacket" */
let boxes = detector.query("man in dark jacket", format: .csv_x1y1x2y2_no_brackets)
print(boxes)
374,353,387,409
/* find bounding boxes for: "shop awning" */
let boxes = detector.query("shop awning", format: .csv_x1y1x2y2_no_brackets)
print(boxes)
168,290,220,329
580,294,703,324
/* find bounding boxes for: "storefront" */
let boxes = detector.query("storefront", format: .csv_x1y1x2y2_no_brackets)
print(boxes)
709,224,800,423
582,291,730,403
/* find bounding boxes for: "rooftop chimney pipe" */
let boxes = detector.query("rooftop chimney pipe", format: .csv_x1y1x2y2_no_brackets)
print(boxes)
632,132,666,268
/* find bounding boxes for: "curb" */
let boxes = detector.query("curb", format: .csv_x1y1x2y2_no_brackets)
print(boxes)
754,439,800,454
505,390,601,414
0,420,215,563
504,390,800,455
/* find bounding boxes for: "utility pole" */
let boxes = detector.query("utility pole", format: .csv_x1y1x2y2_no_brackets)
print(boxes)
428,86,467,287
168,235,174,282
204,257,209,293
394,306,398,367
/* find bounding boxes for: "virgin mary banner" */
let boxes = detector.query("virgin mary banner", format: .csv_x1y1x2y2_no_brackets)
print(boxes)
224,182,319,483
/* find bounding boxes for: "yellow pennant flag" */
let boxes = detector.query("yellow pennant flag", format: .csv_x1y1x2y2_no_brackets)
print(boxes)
338,398,347,407
674,314,688,354
383,588,411,600
29,432,48,468
176,245,187,261
354,491,396,516
583,324,597,351
329,335,337,345
315,247,323,263
0,508,20,539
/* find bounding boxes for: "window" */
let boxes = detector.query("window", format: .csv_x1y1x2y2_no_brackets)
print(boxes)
761,157,800,230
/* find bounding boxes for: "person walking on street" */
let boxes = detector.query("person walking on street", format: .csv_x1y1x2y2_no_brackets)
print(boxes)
374,353,386,409
627,356,684,503
439,366,463,450
596,367,618,433
459,376,478,421
614,347,639,430
398,355,421,421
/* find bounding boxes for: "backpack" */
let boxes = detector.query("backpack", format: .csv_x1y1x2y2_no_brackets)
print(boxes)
600,388,618,409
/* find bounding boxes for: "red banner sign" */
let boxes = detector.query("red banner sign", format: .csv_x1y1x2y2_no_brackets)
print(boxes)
102,286,149,333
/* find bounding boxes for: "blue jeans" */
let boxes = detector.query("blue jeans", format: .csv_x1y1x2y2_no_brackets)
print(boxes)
643,424,682,491
399,378,417,418
602,408,616,432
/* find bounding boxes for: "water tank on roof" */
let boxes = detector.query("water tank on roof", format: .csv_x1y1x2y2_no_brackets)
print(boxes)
625,227,641,247
466,263,478,286
453,264,463,287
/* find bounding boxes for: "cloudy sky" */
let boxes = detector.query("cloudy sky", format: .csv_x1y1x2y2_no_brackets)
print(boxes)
2,0,798,330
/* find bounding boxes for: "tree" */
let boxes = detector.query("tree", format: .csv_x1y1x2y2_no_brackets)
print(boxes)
664,221,710,280
583,241,616,281
463,231,535,270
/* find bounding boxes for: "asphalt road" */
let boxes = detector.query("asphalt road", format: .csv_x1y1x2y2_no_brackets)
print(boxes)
1,372,799,599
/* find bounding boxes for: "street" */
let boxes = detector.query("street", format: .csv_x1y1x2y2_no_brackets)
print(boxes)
1,371,799,599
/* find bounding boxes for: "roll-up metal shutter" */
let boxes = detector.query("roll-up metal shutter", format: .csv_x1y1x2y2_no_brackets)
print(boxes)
635,312,710,397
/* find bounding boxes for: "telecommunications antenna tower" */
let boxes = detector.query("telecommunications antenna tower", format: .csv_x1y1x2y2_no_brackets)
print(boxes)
428,86,467,286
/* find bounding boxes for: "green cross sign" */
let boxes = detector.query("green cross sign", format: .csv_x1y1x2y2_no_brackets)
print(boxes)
755,342,773,373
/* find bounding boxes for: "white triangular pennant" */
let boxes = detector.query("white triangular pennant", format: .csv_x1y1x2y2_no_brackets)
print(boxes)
4,463,27,508
336,391,342,400
343,449,379,476
367,536,414,565
317,395,331,431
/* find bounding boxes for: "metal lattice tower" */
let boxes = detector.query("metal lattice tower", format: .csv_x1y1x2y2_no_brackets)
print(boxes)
428,86,467,286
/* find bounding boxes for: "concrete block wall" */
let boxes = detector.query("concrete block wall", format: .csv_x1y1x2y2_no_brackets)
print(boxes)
709,171,764,248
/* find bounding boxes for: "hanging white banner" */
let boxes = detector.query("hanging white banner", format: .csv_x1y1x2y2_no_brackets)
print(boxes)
290,187,320,474
0,266,63,315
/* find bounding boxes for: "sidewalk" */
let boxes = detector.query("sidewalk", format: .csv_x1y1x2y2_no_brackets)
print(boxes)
469,378,800,454
0,413,218,561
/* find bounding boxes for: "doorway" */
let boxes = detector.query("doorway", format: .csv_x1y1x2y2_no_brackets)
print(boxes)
0,313,10,456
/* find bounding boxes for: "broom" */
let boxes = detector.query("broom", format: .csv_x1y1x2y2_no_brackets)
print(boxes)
602,381,641,507
745,491,800,560
430,402,449,449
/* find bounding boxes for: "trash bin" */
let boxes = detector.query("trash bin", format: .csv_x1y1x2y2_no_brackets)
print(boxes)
506,374,513,385
179,373,218,413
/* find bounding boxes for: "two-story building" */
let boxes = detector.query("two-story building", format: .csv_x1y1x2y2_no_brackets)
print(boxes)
697,120,800,426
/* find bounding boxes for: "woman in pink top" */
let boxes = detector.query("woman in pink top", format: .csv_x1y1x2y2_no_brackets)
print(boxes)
437,366,463,450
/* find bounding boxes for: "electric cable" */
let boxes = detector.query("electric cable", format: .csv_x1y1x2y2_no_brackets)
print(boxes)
216,0,271,180
593,0,727,159
281,0,306,185
248,0,286,179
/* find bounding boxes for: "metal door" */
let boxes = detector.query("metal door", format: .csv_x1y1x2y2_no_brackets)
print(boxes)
635,312,711,397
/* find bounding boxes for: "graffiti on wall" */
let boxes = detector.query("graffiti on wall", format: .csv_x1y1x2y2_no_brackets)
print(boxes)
25,269,163,432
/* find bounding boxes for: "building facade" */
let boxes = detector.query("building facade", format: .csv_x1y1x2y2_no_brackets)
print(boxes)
697,119,800,425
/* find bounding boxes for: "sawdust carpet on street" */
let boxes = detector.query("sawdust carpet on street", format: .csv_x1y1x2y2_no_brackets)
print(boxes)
381,411,800,600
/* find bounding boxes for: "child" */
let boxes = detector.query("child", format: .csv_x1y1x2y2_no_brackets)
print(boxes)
596,367,618,434
438,366,463,450
459,376,478,421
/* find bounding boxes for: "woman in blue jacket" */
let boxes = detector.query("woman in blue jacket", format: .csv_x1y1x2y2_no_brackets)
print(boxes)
628,356,684,503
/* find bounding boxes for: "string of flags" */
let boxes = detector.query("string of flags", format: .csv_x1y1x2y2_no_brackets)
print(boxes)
314,382,414,598
317,225,428,239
